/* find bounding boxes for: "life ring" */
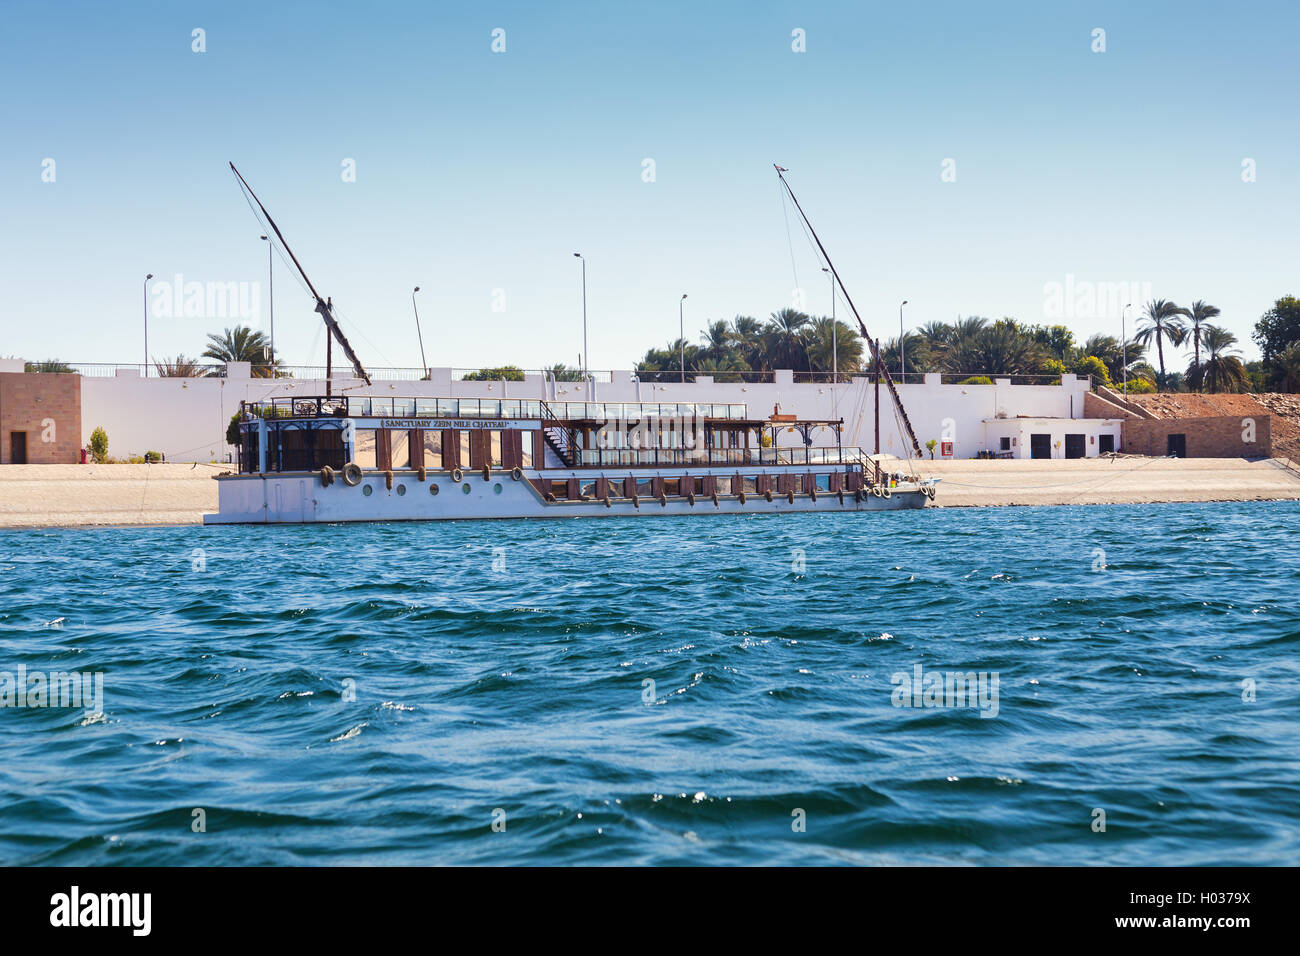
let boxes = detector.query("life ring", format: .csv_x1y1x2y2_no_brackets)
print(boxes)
384,470,394,490
320,465,334,487
341,462,363,486
451,467,463,482
511,466,523,481
658,495,667,507
923,484,936,500
880,483,891,499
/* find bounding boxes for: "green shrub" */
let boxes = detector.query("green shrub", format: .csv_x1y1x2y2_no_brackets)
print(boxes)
89,426,109,463
227,412,242,446
958,375,994,385
1040,358,1068,377
144,450,163,463
1121,378,1156,394
1073,354,1112,386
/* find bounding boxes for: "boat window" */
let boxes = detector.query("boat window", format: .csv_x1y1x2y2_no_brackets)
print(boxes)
490,430,504,467
636,479,654,497
520,431,534,467
663,478,680,496
500,400,521,418
391,430,411,469
393,398,416,417
350,397,372,416
460,432,471,467
437,399,459,416
580,480,597,499
816,473,831,490
370,398,393,418
423,430,442,468
353,430,377,468
416,399,438,416
742,476,758,493
549,480,567,498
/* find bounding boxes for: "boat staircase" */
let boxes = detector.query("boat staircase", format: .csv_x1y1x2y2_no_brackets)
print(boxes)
539,401,580,467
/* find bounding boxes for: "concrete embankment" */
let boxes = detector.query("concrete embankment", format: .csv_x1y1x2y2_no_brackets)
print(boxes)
0,463,224,528
1,459,1299,528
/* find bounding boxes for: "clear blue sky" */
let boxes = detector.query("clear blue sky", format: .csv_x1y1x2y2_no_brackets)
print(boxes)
2,0,1295,370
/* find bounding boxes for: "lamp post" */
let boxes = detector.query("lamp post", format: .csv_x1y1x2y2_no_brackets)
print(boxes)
1122,302,1132,401
412,286,427,378
899,300,909,379
143,273,153,375
823,267,836,383
573,253,587,384
679,293,688,383
260,235,274,371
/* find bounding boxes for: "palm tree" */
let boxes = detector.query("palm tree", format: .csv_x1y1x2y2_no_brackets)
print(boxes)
153,354,203,377
970,318,1046,376
939,316,991,375
24,359,75,373
804,316,864,379
1186,325,1249,393
203,325,280,378
1080,334,1146,384
763,308,812,371
1184,300,1221,387
693,355,751,383
728,315,765,369
1134,300,1187,387
699,320,736,364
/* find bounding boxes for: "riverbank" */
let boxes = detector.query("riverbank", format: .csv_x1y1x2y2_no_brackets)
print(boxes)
0,463,226,528
922,456,1300,507
2,458,1299,528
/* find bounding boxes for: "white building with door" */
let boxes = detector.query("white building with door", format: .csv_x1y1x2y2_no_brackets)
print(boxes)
982,416,1125,459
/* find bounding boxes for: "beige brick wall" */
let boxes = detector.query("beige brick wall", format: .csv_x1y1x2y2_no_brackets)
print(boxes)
0,373,83,464
1122,414,1271,458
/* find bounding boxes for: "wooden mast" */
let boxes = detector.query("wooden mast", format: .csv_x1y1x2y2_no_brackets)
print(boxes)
229,163,372,395
773,166,922,459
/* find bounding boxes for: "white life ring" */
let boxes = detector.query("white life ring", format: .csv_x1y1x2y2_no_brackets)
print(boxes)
451,467,463,482
341,462,363,486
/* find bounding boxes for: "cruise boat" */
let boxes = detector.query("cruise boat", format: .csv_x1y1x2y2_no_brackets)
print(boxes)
204,163,936,524
203,394,935,524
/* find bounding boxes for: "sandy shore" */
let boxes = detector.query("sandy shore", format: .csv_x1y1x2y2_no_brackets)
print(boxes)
921,457,1300,508
1,458,1298,528
0,463,225,528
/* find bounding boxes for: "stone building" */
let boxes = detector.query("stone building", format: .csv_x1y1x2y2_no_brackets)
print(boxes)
0,366,83,464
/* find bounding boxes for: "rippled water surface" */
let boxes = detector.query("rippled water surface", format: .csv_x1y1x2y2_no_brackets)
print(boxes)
2,502,1298,865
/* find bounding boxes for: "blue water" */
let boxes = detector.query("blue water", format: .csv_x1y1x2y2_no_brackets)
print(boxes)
1,502,1297,865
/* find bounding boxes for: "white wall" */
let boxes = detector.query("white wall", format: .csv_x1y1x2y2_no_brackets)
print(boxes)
77,366,1092,463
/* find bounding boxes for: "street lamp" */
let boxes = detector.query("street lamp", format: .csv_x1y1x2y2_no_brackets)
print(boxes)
412,286,427,378
573,253,587,384
823,267,836,383
260,235,274,371
1122,302,1132,400
143,273,153,376
679,293,688,383
899,300,909,379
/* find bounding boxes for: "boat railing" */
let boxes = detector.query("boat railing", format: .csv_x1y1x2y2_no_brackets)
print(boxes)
571,446,867,468
243,396,752,422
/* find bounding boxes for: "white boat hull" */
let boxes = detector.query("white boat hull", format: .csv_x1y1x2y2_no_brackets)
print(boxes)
203,470,931,524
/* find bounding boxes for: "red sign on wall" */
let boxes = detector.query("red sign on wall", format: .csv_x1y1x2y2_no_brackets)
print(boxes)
940,441,953,457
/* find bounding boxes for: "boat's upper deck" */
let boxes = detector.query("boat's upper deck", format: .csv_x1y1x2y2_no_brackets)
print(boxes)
242,395,755,424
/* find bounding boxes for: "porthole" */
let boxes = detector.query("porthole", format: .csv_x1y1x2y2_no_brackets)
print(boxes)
429,483,440,496
396,484,407,496
493,483,503,495
461,483,471,494
361,484,373,497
